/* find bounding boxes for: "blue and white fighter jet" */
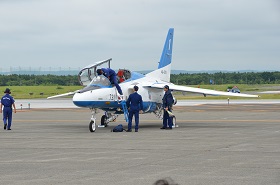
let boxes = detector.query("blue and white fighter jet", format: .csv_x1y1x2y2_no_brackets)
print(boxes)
48,28,258,132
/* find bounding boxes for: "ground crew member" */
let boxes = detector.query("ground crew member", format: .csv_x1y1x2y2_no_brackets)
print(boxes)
126,85,143,132
97,68,123,96
0,88,16,130
161,85,174,129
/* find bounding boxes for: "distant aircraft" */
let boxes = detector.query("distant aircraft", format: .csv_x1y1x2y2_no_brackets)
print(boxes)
48,28,258,132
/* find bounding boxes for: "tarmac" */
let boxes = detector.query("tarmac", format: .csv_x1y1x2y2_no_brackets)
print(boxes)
0,102,280,185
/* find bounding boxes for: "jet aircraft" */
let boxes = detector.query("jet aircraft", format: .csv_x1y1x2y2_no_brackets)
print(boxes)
48,28,258,132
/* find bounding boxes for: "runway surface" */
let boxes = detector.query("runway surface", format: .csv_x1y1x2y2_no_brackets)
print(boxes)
15,98,280,109
0,102,280,185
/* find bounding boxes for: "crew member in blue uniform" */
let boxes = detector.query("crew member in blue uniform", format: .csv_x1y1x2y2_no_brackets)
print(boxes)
126,85,143,132
0,88,16,130
97,68,123,95
161,85,174,129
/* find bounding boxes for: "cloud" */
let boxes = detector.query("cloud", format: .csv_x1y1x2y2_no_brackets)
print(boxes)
0,0,280,71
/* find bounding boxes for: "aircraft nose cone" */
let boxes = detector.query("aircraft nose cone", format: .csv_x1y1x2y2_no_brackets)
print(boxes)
72,93,79,101
72,92,86,107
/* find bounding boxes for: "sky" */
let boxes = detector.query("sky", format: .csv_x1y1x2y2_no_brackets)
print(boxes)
0,0,280,72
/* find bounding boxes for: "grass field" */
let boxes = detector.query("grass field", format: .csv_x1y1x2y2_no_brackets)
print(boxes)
0,84,279,99
0,86,81,99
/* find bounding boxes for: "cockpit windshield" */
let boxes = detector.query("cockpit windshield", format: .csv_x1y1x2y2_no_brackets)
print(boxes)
88,75,111,87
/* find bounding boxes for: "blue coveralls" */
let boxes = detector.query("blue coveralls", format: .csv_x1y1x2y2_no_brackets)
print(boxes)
162,89,173,129
1,94,15,129
101,68,123,95
126,92,143,131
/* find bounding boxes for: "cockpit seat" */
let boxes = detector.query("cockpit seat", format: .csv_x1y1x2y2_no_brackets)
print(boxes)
117,70,125,83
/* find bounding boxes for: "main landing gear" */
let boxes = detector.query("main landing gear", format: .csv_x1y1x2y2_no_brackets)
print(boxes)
153,104,177,128
100,115,108,127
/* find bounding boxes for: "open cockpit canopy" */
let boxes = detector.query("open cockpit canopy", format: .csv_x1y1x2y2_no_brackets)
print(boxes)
78,58,112,86
78,58,131,87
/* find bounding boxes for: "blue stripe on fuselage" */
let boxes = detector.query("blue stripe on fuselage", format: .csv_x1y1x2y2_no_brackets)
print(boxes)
73,101,157,113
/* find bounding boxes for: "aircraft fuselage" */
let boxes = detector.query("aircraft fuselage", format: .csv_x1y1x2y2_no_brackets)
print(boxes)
73,77,165,113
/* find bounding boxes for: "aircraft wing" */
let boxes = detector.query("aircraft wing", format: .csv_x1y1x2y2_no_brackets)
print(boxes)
147,83,259,98
47,91,79,99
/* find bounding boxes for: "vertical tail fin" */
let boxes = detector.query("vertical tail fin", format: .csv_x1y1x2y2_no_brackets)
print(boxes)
146,28,174,82
158,28,174,69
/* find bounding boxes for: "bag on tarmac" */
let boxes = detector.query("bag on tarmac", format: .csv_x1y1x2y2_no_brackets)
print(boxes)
112,124,125,132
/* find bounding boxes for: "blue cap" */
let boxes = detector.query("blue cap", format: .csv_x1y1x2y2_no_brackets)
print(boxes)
134,85,139,91
97,69,102,75
4,88,11,94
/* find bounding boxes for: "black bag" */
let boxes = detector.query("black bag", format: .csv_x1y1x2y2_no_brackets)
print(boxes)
112,124,125,132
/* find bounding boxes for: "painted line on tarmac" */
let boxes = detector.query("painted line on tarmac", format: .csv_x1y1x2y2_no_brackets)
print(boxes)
140,119,280,123
14,120,88,122
14,119,279,123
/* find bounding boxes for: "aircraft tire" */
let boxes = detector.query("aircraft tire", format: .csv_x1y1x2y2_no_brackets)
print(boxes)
89,120,96,132
101,115,108,127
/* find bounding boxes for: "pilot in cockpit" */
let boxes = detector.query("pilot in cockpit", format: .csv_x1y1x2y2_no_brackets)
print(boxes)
97,68,123,95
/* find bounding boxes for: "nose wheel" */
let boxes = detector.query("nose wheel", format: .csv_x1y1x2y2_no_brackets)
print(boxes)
89,119,96,132
89,108,97,132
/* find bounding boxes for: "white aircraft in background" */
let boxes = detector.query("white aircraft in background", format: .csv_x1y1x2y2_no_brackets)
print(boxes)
48,28,258,132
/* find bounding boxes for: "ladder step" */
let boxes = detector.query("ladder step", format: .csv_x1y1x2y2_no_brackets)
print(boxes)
121,101,129,123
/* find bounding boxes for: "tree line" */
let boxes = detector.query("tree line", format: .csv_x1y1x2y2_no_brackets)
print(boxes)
171,71,280,85
0,74,79,86
0,72,279,86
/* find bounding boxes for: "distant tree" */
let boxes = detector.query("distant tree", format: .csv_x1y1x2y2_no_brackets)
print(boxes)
0,74,80,86
1,72,280,86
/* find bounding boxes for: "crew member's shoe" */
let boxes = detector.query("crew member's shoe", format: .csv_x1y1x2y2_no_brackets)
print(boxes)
4,124,7,130
166,127,172,130
7,128,11,130
126,129,132,132
160,127,166,129
135,129,138,132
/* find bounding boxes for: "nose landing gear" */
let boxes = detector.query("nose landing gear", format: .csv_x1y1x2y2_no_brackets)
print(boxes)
89,109,119,132
89,119,96,132
89,108,97,132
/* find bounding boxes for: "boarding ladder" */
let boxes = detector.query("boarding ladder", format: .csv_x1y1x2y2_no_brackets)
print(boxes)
121,101,129,123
